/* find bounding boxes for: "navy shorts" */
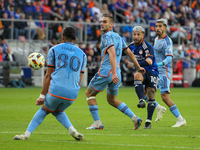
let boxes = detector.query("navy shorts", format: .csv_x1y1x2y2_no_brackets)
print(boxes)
142,71,159,90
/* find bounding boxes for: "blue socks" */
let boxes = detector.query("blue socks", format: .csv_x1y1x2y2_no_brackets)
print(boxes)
134,80,144,100
52,111,72,130
117,103,135,118
170,104,181,117
144,95,159,107
27,107,47,133
89,105,100,121
147,100,156,121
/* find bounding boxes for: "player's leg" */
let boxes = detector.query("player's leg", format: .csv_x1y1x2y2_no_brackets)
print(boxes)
143,87,156,129
160,76,186,127
106,92,142,130
107,74,142,130
51,98,84,140
86,87,103,129
86,73,105,130
13,105,50,140
134,72,145,108
143,86,167,123
161,93,186,127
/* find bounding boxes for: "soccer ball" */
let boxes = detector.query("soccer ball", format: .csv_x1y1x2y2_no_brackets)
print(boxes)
27,52,45,70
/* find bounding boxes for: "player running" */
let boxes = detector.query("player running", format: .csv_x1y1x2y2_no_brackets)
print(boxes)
13,26,87,140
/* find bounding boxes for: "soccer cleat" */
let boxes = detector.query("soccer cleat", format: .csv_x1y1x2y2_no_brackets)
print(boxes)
70,131,84,141
134,116,142,130
172,119,187,127
86,124,104,130
13,134,28,140
155,106,167,122
137,99,146,108
143,122,151,129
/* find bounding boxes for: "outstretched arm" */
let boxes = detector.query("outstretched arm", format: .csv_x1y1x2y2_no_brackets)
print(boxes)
36,67,54,105
107,45,120,84
124,48,146,74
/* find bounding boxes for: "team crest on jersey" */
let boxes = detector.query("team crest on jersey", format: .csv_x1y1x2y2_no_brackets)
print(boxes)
139,49,143,54
158,43,163,49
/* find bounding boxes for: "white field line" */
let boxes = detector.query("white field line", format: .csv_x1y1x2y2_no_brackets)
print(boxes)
1,131,200,138
2,132,200,149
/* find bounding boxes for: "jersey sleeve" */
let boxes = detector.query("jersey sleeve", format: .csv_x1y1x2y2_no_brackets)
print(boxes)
122,39,128,51
47,48,55,68
81,53,87,73
102,34,114,48
164,39,173,57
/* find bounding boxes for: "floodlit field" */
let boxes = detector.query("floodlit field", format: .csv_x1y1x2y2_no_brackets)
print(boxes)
0,87,200,150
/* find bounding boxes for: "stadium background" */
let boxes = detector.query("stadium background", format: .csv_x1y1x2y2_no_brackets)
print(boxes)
0,0,200,87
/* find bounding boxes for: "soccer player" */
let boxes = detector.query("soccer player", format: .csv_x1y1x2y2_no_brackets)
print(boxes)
127,26,166,129
13,26,87,140
154,18,186,127
85,14,145,130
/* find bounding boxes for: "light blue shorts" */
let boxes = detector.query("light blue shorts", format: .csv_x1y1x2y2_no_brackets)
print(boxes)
89,72,121,96
158,75,171,94
44,93,74,112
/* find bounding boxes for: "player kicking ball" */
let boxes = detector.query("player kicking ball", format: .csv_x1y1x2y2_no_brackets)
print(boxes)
13,26,87,140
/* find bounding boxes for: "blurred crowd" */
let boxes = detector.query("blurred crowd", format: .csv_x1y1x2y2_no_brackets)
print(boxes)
0,0,200,85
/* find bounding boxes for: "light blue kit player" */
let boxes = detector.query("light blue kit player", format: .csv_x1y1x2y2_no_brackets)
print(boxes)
154,19,186,127
85,14,145,130
13,26,87,141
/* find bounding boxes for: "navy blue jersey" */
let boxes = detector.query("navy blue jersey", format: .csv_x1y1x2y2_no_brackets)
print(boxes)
128,40,158,76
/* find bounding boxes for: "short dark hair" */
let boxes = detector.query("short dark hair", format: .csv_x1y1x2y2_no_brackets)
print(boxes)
103,14,114,24
62,26,76,41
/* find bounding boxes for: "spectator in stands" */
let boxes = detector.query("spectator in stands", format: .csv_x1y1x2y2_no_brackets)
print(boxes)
197,46,200,58
174,46,185,58
87,55,98,85
186,44,198,60
49,37,57,48
196,61,200,73
138,0,148,12
4,47,15,62
35,13,53,40
170,21,188,44
108,0,118,14
152,0,161,13
49,16,62,39
84,9,93,21
100,3,109,16
84,43,92,55
5,4,16,18
124,6,134,22
0,37,9,53
15,7,23,19
159,0,168,13
63,10,71,21
83,2,93,16
1,12,11,39
74,9,84,21
33,0,43,13
78,42,85,52
85,18,92,41
14,13,28,40
27,15,43,40
0,47,5,61
88,0,95,8
122,31,131,44
50,0,58,14
0,0,5,18
91,2,102,21
42,0,51,13
56,0,66,8
93,42,101,62
24,0,36,18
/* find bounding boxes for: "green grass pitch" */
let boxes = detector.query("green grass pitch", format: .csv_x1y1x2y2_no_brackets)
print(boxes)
0,87,200,150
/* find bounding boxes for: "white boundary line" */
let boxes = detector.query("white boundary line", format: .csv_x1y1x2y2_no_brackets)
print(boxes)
1,131,200,138
2,132,200,149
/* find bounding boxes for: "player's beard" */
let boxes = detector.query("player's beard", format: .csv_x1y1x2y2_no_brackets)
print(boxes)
134,38,143,46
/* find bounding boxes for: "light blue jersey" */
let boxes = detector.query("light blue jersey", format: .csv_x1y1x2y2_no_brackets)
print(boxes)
154,35,173,77
47,42,87,100
154,35,173,93
89,30,128,95
98,30,128,77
